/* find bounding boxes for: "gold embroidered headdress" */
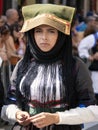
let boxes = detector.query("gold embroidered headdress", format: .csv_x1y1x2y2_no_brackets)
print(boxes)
21,4,75,35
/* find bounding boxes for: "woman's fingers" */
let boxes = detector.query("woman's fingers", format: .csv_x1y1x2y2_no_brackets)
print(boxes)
30,112,59,128
16,111,31,126
16,111,59,127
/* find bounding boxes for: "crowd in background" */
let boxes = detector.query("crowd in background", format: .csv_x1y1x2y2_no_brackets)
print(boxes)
0,8,26,126
72,10,98,105
0,9,26,87
0,8,26,65
0,5,98,127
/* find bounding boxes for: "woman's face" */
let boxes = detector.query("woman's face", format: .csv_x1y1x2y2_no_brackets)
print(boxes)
34,25,58,52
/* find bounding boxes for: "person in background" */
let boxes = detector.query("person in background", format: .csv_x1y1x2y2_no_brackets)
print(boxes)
0,25,17,97
5,8,19,31
0,25,10,115
0,25,10,127
0,25,12,99
5,8,19,55
0,25,10,61
78,31,98,104
10,23,26,57
0,16,6,28
83,16,96,37
0,9,18,61
72,15,96,56
71,15,82,56
5,9,24,66
1,4,97,130
0,26,9,112
78,16,98,104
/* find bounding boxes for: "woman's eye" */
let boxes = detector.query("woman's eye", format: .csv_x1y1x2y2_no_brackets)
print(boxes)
35,30,41,33
49,30,56,33
50,31,55,33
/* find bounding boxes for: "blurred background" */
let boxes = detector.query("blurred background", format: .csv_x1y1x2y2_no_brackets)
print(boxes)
0,0,98,17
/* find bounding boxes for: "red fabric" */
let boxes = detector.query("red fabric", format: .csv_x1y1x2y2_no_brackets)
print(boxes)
0,0,3,15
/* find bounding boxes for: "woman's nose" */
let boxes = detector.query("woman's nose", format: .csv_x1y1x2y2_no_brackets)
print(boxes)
41,33,47,40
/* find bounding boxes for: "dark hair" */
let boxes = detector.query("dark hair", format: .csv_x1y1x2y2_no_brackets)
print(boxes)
0,25,10,35
10,23,22,44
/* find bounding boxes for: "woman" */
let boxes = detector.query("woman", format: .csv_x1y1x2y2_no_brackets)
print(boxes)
1,4,97,130
78,31,98,104
0,25,10,61
12,23,26,57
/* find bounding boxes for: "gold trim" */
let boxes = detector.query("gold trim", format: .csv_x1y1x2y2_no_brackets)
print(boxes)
21,14,71,35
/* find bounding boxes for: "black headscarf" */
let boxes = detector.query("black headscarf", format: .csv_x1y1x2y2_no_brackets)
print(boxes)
28,30,66,63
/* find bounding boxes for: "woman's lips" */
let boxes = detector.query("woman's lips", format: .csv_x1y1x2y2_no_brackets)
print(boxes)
40,43,49,46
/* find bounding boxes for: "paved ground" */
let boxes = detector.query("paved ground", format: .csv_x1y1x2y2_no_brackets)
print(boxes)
0,120,12,130
83,122,98,130
0,125,12,130
86,125,98,130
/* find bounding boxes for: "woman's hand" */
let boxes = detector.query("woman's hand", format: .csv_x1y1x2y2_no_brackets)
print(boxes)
30,112,59,128
93,52,98,60
15,111,31,126
88,55,94,62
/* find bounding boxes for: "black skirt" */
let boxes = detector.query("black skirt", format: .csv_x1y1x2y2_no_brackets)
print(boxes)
11,122,82,130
